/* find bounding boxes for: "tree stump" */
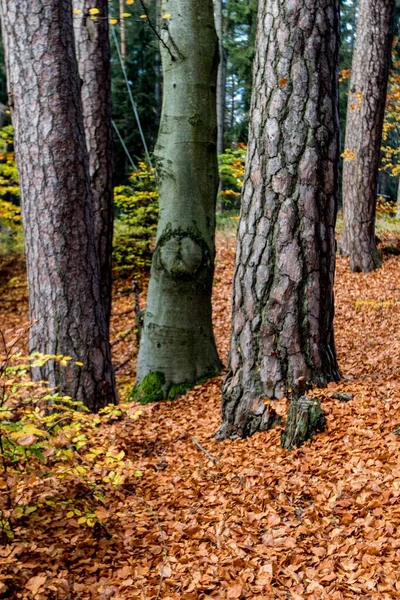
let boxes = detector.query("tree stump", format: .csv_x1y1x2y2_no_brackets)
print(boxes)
281,396,326,450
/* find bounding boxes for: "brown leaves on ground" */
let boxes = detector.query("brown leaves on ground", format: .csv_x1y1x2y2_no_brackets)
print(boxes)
1,235,400,599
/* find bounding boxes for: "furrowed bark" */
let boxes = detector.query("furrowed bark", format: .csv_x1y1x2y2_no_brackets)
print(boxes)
217,0,341,439
135,0,222,400
73,0,114,326
0,0,117,411
341,0,394,272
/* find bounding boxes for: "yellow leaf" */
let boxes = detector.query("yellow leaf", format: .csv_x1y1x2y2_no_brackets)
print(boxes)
161,13,171,19
126,0,134,4
66,511,75,518
73,8,82,14
75,361,84,367
89,7,100,15
109,18,118,24
122,12,131,17
77,516,87,524
140,14,148,18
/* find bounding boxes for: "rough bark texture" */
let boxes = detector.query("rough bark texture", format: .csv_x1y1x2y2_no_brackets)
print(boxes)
341,0,394,272
73,0,114,326
135,0,222,399
281,396,326,450
0,0,117,411
218,0,341,440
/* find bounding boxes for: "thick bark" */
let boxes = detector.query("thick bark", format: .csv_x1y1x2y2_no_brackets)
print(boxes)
217,0,341,440
135,0,222,399
73,0,114,326
0,0,116,411
341,0,394,272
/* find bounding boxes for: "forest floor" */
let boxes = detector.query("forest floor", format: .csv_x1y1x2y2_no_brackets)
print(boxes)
1,224,400,599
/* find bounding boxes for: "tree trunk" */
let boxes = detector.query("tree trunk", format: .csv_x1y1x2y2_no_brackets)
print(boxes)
154,0,162,127
217,0,341,440
215,0,226,158
0,0,117,411
73,0,114,327
135,0,222,401
215,0,226,214
119,0,126,62
397,176,400,218
341,0,394,272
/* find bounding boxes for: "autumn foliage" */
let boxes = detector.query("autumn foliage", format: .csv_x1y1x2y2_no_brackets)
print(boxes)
0,231,400,598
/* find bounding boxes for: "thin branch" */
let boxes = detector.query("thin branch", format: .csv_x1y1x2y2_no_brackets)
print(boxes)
192,437,218,465
137,0,177,61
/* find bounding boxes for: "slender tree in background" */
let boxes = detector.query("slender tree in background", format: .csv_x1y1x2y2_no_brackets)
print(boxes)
341,0,394,272
217,0,341,439
215,0,226,157
0,0,116,411
135,0,222,400
73,0,114,326
119,0,126,61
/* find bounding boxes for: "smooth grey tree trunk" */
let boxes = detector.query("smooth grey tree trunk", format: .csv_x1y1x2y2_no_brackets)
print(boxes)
73,0,114,327
341,0,394,272
217,0,341,439
135,0,222,401
0,0,117,411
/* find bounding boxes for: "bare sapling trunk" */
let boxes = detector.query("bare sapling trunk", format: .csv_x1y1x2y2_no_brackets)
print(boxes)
217,0,341,439
73,0,114,326
341,0,394,272
0,0,117,411
135,0,222,403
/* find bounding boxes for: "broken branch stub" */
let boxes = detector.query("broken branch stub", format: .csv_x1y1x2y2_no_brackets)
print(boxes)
281,396,326,451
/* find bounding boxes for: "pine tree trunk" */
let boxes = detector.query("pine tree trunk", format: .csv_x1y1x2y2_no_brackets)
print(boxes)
0,0,117,411
73,0,114,326
341,0,394,272
217,0,341,440
135,0,222,401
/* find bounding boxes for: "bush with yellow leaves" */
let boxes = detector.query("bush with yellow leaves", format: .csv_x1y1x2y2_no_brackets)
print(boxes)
0,327,142,541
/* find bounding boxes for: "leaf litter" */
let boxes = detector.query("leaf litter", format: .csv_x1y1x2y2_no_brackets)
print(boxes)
1,235,400,599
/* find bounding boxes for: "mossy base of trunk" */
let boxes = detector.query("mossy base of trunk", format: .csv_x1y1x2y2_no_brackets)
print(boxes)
281,396,326,450
131,367,221,404
131,371,167,404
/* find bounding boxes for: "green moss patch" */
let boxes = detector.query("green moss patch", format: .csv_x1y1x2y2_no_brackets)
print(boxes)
131,371,166,405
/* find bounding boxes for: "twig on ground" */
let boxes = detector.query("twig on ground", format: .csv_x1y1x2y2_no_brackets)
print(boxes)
192,437,218,465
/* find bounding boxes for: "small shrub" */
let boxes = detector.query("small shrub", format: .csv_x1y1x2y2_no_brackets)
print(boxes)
113,161,158,276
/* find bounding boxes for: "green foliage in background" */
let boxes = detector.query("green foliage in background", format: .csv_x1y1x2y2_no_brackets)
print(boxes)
0,125,22,255
218,143,246,209
112,161,158,275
